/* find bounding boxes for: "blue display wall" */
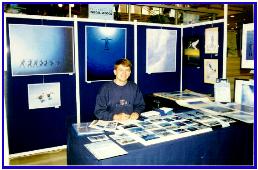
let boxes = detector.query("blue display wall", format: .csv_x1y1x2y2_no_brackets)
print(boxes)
137,25,182,94
5,16,222,154
77,21,135,122
182,22,224,95
5,17,77,154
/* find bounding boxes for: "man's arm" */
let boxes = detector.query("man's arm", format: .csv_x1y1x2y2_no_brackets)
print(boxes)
94,87,114,121
132,86,145,117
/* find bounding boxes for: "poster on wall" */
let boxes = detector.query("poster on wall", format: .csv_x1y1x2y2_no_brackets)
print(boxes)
85,26,126,82
235,79,254,106
8,24,74,76
205,27,219,54
146,28,177,74
183,37,200,66
204,59,218,84
28,82,61,110
241,23,254,69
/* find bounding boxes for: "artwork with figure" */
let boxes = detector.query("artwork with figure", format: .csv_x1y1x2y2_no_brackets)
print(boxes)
241,23,254,69
205,27,219,54
8,24,74,76
28,82,61,109
146,28,177,73
85,26,126,82
246,30,254,60
241,84,254,106
204,59,218,84
183,37,200,66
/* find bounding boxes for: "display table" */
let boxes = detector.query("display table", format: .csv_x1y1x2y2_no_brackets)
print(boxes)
67,121,253,165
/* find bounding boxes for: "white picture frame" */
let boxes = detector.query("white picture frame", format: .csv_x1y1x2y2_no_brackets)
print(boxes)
28,82,61,109
241,23,254,69
204,59,218,84
205,27,219,54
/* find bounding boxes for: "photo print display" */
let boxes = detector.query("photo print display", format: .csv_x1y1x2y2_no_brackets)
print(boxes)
8,24,74,76
146,28,177,73
241,23,254,69
234,79,254,107
183,36,201,66
205,27,219,54
85,26,126,82
204,59,218,84
28,82,61,109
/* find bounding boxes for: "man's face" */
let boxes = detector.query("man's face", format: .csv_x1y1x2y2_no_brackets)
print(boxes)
114,64,131,83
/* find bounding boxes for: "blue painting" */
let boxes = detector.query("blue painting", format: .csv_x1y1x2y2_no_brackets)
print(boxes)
85,26,126,82
146,28,177,73
8,24,74,76
246,31,254,60
241,84,254,106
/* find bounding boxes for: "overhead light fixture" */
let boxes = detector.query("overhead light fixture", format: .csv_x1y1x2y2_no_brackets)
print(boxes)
58,4,63,8
230,15,235,18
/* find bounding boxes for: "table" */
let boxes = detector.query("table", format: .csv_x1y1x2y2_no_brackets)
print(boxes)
67,121,253,165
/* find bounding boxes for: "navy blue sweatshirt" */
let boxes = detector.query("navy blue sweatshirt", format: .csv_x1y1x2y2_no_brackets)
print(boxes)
94,81,145,121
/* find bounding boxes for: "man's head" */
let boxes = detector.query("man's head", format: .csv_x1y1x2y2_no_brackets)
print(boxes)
114,59,132,85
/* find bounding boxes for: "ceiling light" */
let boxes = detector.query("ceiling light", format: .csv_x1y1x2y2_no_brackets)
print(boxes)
58,4,63,8
230,15,235,18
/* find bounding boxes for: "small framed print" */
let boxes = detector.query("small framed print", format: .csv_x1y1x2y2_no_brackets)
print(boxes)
205,27,219,54
204,59,218,84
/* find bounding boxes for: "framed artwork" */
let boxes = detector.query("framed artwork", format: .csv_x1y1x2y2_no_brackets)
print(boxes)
146,28,177,74
8,24,74,76
204,59,218,84
28,82,61,109
183,36,200,66
85,26,126,82
241,23,254,69
205,27,219,54
234,79,254,106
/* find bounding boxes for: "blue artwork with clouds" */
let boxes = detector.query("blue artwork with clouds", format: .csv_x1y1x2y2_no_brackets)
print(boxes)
146,29,177,73
241,84,254,106
85,26,126,82
9,24,74,76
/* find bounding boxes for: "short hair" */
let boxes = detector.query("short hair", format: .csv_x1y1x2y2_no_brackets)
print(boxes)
114,58,132,70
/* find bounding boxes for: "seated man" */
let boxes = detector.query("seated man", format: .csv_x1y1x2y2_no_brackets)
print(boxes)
94,58,145,121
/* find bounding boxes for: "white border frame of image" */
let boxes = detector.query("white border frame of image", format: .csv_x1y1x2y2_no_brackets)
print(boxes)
241,23,254,69
8,24,75,76
27,82,61,110
234,79,254,105
85,26,127,83
204,27,219,54
145,28,177,74
203,58,218,84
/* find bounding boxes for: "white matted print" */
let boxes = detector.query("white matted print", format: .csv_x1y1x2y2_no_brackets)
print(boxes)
241,23,254,69
146,28,177,74
205,27,219,54
28,82,61,109
204,59,218,84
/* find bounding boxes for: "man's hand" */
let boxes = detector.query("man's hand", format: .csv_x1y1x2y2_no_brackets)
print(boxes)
129,112,139,120
113,113,130,121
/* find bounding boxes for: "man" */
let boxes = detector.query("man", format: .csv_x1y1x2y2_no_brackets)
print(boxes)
94,59,145,121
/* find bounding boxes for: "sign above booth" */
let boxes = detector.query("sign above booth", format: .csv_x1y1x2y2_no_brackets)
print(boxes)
88,4,114,20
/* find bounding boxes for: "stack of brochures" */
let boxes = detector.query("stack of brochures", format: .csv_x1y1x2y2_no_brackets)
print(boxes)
73,122,104,136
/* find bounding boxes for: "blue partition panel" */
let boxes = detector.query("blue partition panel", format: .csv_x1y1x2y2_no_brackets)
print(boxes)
77,22,134,122
137,25,182,95
182,22,224,95
6,17,77,154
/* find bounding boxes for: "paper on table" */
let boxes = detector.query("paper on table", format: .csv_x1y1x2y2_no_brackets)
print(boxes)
84,140,128,160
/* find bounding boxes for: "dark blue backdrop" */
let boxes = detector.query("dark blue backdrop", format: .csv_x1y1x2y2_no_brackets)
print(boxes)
183,22,224,95
5,18,77,154
5,17,222,154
